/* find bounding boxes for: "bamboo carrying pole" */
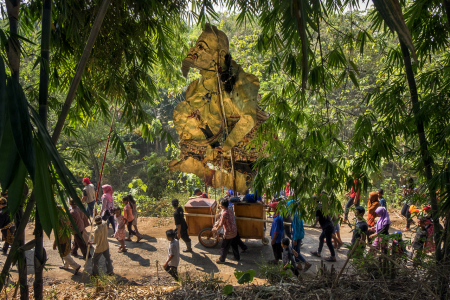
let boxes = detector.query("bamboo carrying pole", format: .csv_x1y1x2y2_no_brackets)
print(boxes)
81,111,116,280
215,53,237,194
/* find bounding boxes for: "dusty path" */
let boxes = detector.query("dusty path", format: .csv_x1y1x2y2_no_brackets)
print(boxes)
0,213,412,287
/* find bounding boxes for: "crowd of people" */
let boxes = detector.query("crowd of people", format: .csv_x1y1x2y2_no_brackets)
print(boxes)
0,177,440,281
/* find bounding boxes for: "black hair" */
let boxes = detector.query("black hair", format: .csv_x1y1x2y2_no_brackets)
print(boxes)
194,188,202,194
94,215,102,224
220,198,229,208
127,194,136,205
355,206,365,215
122,196,129,203
172,198,179,207
166,229,176,239
113,206,121,213
220,53,236,93
0,191,7,197
282,238,290,246
377,188,384,195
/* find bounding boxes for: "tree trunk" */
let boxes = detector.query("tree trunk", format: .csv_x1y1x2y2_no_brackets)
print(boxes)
34,1,52,299
400,40,444,296
399,40,440,259
5,0,28,298
51,0,112,145
5,0,20,79
15,207,28,300
443,0,450,30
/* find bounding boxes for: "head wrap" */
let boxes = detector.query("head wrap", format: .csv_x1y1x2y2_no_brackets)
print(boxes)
409,205,419,213
423,205,432,212
83,177,91,184
375,207,391,233
101,185,113,203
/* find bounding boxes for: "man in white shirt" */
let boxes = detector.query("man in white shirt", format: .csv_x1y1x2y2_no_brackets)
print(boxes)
82,178,96,217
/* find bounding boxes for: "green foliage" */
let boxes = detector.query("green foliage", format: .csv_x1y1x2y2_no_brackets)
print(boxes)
128,178,148,195
222,284,233,295
257,260,293,284
234,269,255,284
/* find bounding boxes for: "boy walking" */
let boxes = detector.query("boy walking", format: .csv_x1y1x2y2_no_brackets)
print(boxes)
268,202,284,264
172,199,192,252
164,229,180,281
351,206,369,246
377,189,387,208
89,216,113,276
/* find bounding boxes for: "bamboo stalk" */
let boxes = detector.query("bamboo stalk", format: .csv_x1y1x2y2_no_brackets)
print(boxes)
332,239,361,288
81,110,116,280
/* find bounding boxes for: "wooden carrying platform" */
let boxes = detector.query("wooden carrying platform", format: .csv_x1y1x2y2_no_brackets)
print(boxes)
185,197,217,236
233,202,265,239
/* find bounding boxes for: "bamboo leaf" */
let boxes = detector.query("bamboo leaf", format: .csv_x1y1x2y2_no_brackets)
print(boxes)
0,119,20,190
7,160,27,218
349,71,359,88
29,106,87,217
6,78,35,181
34,141,55,237
349,60,360,76
0,57,6,148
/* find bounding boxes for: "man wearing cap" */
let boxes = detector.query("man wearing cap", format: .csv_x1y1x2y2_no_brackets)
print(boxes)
82,178,96,217
268,202,284,264
194,188,208,198
0,193,15,255
171,199,193,252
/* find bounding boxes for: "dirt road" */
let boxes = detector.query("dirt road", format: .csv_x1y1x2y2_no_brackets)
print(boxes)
0,214,412,287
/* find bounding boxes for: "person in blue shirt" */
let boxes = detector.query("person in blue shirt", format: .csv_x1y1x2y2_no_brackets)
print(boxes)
377,189,387,208
287,199,312,270
288,200,305,255
268,202,284,264
243,191,263,203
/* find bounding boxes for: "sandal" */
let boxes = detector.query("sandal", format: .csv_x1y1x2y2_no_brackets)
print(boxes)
136,236,142,243
118,248,128,253
325,256,336,262
216,259,225,264
310,251,321,257
304,262,312,271
125,238,132,241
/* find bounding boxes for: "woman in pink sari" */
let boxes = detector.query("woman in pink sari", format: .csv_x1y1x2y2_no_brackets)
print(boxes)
100,185,115,232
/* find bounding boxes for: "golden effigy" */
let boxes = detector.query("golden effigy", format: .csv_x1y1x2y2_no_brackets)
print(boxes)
169,24,269,194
